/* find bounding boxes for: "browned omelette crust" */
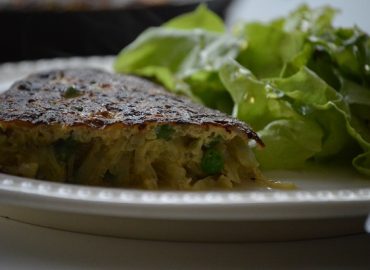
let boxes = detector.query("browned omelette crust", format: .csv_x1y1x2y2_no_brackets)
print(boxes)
0,69,263,146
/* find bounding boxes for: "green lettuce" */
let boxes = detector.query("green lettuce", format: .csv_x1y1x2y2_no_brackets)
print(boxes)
219,59,352,169
114,5,370,177
114,5,241,113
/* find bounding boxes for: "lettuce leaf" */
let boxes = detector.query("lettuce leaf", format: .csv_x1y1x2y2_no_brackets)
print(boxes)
236,22,305,79
225,5,370,175
114,5,242,113
220,59,343,168
164,4,225,32
114,5,370,177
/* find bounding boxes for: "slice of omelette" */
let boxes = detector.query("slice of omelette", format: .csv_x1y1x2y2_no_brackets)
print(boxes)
0,69,269,190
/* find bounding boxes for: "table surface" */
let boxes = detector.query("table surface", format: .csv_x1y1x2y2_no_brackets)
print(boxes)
0,217,369,270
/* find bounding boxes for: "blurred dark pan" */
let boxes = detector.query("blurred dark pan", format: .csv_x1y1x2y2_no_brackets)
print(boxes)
0,0,232,62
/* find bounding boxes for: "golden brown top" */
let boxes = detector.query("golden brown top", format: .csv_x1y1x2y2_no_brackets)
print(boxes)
0,69,263,145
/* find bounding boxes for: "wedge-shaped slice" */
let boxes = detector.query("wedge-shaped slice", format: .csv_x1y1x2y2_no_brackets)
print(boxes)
0,69,269,190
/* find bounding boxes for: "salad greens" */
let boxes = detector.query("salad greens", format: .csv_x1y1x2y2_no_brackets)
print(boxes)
114,5,370,177
114,5,240,113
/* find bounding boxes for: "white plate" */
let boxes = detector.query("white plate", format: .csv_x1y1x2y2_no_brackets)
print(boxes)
0,57,369,242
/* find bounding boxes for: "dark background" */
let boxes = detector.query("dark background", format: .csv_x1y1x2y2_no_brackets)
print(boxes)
0,0,232,63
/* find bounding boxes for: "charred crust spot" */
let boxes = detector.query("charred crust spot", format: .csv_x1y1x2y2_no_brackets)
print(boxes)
95,110,113,118
37,72,52,79
100,83,111,89
17,83,31,91
74,106,83,112
100,111,110,118
214,120,229,124
85,118,106,128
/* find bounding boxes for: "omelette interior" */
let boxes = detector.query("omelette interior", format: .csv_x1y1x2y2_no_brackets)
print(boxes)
0,69,281,190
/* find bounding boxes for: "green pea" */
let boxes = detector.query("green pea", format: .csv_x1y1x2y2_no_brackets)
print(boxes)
155,125,175,141
63,86,81,98
201,148,224,175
